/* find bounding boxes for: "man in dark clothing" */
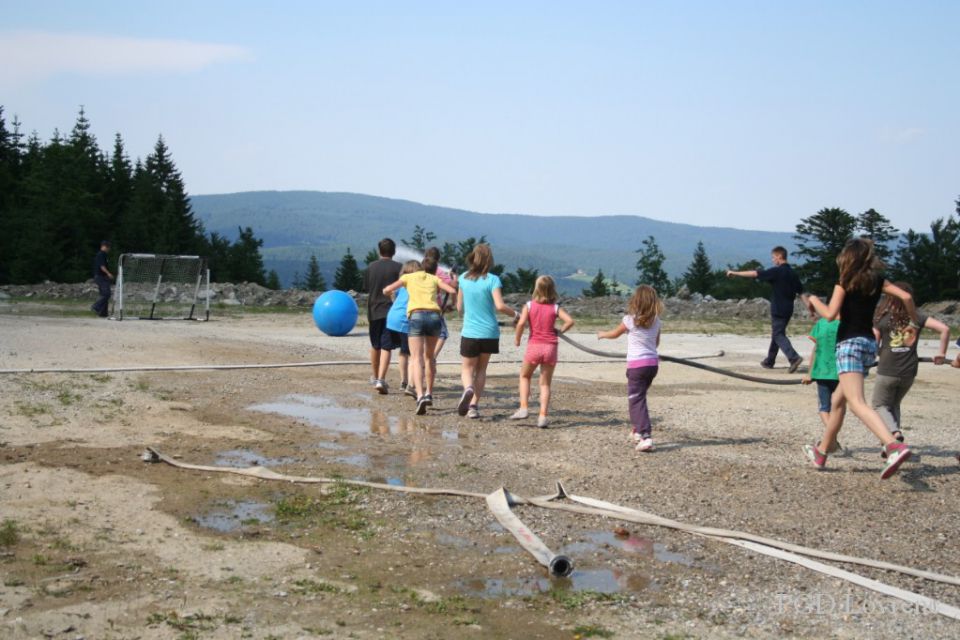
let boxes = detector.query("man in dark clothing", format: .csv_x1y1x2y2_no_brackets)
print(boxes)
91,240,114,318
727,246,804,372
363,238,402,393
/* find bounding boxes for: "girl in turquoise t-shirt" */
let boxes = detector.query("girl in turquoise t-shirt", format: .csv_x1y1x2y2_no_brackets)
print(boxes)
455,244,519,419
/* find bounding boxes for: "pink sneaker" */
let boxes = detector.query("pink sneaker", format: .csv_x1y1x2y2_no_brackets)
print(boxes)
880,442,912,479
803,442,827,470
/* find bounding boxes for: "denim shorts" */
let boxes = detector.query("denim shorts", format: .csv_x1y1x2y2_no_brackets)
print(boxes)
815,379,839,413
836,337,877,375
408,310,442,337
439,315,449,340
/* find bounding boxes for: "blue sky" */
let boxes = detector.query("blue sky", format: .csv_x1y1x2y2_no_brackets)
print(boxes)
2,1,957,232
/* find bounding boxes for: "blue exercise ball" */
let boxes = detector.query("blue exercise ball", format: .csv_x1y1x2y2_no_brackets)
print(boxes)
312,290,358,336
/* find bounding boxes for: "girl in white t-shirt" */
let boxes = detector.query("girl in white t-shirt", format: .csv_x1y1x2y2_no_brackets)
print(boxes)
597,285,663,452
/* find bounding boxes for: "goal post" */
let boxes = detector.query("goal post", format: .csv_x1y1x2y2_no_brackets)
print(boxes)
114,254,210,321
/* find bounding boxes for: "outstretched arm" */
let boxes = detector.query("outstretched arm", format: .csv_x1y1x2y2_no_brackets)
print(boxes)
437,279,457,295
802,338,817,384
923,317,950,365
597,323,628,340
882,281,919,325
383,279,404,295
726,269,758,279
556,307,575,335
805,285,845,321
514,305,529,346
491,288,520,324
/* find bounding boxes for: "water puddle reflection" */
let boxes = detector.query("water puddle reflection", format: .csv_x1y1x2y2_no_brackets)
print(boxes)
456,567,651,598
248,395,372,435
194,499,273,532
213,449,297,468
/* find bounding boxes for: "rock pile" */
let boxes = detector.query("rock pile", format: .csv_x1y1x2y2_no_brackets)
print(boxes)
2,281,958,325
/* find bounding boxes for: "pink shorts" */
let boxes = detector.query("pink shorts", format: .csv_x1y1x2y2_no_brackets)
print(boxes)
524,341,558,366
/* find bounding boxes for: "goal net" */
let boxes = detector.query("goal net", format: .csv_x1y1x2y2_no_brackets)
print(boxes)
114,254,210,321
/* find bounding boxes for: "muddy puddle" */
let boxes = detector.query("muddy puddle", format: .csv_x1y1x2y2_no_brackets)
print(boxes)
245,395,462,486
443,528,703,598
194,499,274,532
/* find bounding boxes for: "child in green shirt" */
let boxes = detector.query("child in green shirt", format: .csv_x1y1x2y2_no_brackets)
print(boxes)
801,318,846,453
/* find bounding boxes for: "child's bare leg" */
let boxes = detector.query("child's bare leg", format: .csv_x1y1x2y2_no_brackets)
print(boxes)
518,362,535,410
461,356,478,390
422,336,438,395
472,353,492,405
398,353,409,386
836,372,896,446
537,364,555,417
408,337,425,398
377,349,392,382
817,386,846,453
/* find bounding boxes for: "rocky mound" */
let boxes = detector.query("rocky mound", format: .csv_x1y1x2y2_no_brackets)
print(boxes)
2,281,957,325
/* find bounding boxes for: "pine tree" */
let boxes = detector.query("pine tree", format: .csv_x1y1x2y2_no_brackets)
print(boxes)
794,207,857,295
227,226,266,285
711,260,767,300
265,269,282,290
683,241,714,295
892,215,960,303
635,236,673,296
402,225,436,251
105,133,133,247
857,208,899,265
334,248,363,291
0,107,21,283
583,269,610,297
304,254,327,291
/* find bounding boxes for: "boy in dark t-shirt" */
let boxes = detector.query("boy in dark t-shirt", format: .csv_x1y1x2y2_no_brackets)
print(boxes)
726,246,804,372
363,238,401,393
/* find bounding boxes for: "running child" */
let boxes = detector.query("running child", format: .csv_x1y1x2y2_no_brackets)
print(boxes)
597,285,663,452
385,260,422,399
510,275,575,428
424,246,456,388
800,317,847,455
871,281,950,444
456,243,520,419
383,255,457,415
803,237,918,478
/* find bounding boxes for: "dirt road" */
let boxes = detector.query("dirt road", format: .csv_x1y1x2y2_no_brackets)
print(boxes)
1,312,958,639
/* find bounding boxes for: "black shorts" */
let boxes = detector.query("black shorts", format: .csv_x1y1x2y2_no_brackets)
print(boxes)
369,318,396,350
396,332,410,356
460,337,500,358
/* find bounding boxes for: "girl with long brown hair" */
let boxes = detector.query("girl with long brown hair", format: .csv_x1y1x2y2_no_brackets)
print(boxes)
803,237,919,478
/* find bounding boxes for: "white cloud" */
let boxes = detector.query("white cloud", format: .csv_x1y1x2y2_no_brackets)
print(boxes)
0,30,249,85
879,126,926,144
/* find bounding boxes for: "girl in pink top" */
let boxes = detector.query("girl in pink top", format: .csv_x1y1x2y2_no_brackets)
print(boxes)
597,285,663,452
511,276,575,428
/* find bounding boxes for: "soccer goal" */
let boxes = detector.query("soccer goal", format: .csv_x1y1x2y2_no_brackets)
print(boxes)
113,254,210,321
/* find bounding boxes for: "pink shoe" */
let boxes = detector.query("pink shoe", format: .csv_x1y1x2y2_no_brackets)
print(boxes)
880,442,912,479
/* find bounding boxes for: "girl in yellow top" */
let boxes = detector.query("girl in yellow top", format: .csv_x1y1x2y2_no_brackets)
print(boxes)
384,255,457,415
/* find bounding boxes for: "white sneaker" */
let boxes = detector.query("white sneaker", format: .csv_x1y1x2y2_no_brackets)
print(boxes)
467,406,480,419
630,432,642,444
375,379,387,394
536,416,549,428
509,408,529,420
635,438,655,452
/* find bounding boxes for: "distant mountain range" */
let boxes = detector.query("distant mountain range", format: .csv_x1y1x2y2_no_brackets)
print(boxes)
190,191,794,292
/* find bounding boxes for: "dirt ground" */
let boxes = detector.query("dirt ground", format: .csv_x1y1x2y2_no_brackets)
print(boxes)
1,308,959,640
